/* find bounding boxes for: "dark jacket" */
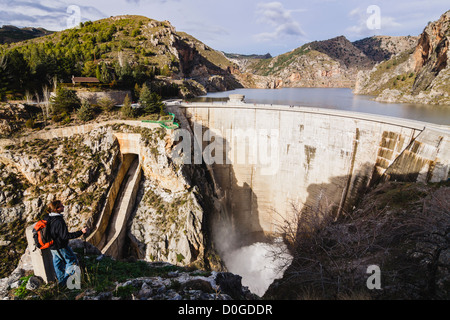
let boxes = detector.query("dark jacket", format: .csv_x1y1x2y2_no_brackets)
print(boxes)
45,213,83,250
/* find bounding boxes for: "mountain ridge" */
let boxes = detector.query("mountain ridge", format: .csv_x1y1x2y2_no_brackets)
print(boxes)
0,25,53,44
235,34,418,89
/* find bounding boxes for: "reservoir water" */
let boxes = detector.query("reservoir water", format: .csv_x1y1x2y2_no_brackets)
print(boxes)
194,88,450,126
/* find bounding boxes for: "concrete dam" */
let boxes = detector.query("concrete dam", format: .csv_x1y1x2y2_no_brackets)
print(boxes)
168,95,450,245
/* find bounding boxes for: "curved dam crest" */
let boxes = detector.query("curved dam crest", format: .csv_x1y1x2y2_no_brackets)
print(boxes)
167,96,450,242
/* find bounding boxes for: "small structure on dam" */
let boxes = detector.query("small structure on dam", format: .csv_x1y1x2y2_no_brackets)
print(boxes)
228,94,245,104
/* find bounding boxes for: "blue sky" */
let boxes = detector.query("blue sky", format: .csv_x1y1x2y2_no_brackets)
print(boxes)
0,0,448,56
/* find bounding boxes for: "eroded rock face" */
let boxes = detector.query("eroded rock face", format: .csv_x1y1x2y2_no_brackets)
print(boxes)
354,10,450,105
112,125,218,269
0,127,120,277
412,10,450,94
0,127,119,226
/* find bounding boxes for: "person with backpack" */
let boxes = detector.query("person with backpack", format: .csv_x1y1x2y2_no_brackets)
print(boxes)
43,200,87,287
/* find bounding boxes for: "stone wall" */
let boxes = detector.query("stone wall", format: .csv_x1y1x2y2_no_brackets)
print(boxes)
75,90,132,105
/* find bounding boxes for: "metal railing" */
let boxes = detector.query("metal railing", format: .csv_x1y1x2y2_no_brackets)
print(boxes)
141,112,180,130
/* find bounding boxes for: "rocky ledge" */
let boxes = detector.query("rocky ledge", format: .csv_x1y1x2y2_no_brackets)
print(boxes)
0,239,257,300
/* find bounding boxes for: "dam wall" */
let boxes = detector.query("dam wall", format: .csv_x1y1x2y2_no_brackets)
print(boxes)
170,100,450,240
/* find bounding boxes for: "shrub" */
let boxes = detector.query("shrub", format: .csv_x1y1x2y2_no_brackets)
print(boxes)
25,118,35,129
51,87,81,115
97,96,116,112
121,94,135,118
131,28,141,37
77,100,94,122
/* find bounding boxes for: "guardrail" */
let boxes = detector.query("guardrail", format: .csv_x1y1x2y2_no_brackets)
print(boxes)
141,112,180,130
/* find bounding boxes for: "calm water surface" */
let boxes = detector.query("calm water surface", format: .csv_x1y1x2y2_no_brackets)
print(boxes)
194,88,450,126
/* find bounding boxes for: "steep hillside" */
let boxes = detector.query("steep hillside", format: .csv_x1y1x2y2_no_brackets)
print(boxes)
353,35,418,63
238,35,417,89
354,10,450,105
241,45,356,88
309,35,374,69
0,25,53,44
264,181,450,300
0,15,242,101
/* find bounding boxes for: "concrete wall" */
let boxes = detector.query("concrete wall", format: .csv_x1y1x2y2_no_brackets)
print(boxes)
171,101,450,241
101,159,142,258
74,90,132,106
87,153,136,248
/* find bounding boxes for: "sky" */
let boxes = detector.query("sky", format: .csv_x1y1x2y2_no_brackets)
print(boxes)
0,0,448,56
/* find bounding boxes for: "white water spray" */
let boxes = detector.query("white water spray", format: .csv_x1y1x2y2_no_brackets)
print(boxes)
222,240,292,296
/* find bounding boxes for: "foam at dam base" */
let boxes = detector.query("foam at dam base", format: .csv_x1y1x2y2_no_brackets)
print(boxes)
222,241,292,296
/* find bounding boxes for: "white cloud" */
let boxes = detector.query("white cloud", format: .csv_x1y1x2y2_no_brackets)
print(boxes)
0,0,105,30
254,1,306,42
346,6,402,37
182,20,229,41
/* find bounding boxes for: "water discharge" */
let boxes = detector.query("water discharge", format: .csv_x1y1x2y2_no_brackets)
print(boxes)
222,240,293,297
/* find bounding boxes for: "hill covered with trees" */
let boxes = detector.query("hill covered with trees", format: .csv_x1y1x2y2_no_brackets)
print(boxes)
0,15,242,102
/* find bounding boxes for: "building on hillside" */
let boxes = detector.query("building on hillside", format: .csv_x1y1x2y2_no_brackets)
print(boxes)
72,76,100,85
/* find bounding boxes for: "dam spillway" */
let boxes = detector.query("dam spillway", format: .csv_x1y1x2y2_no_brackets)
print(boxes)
167,96,450,243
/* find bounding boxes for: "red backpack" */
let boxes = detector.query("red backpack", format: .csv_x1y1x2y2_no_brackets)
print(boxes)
32,219,54,250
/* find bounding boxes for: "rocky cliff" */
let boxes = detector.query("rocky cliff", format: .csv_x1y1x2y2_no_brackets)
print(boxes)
0,119,223,279
0,127,120,276
354,10,450,105
111,124,221,269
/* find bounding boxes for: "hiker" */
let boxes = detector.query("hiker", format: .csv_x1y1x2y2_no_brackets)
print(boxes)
44,200,87,287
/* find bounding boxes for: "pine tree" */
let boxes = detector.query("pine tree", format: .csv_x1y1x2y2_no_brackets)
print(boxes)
50,87,81,114
121,94,134,118
77,99,94,122
139,84,164,115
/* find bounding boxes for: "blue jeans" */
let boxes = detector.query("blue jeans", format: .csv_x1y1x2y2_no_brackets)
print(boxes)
50,247,79,286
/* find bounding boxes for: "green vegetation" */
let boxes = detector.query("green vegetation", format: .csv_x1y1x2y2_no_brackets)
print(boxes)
0,16,173,101
0,26,53,45
51,87,81,114
250,45,312,76
121,94,135,118
360,48,415,95
76,100,94,122
0,219,27,278
139,83,165,115
13,275,33,299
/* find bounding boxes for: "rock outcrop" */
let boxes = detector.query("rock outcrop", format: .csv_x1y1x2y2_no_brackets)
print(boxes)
0,240,255,300
354,10,450,105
